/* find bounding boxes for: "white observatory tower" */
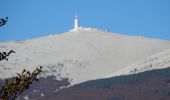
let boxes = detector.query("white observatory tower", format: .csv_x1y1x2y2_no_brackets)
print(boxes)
74,14,79,32
70,14,97,32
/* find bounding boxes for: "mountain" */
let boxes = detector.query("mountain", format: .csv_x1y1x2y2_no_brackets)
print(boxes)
108,49,170,77
40,67,170,100
1,29,170,86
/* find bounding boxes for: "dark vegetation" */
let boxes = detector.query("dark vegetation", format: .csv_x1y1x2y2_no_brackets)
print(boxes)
40,67,170,100
73,67,170,89
0,75,69,100
0,67,43,100
16,76,69,99
0,50,43,100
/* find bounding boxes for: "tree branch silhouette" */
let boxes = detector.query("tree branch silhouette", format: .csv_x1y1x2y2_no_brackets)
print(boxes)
0,17,8,27
0,67,43,100
0,50,16,61
0,50,43,100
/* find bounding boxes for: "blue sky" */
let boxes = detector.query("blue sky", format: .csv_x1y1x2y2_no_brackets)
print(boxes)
0,0,170,41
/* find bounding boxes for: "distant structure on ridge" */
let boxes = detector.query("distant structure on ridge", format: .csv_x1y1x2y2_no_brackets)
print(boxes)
70,14,100,32
74,15,79,32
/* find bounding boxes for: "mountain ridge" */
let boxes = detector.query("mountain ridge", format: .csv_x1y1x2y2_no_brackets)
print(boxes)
0,30,170,85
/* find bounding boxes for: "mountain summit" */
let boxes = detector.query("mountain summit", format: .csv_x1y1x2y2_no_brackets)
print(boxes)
1,30,170,85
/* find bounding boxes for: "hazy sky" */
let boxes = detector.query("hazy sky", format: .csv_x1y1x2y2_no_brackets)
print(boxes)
0,0,170,41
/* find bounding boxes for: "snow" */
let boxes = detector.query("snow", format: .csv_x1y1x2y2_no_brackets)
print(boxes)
0,30,170,85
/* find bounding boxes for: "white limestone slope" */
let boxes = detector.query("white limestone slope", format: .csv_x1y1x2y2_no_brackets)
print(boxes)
0,30,170,85
109,49,170,77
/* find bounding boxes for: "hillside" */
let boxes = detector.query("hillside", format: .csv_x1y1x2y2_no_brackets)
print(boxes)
40,67,170,100
109,49,170,77
1,30,170,85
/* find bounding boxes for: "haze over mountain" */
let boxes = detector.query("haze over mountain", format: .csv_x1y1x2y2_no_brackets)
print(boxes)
0,29,170,85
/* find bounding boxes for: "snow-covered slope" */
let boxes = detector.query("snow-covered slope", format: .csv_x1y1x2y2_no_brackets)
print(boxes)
0,30,170,85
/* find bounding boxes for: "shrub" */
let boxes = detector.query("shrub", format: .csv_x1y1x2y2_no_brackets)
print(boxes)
0,66,42,100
